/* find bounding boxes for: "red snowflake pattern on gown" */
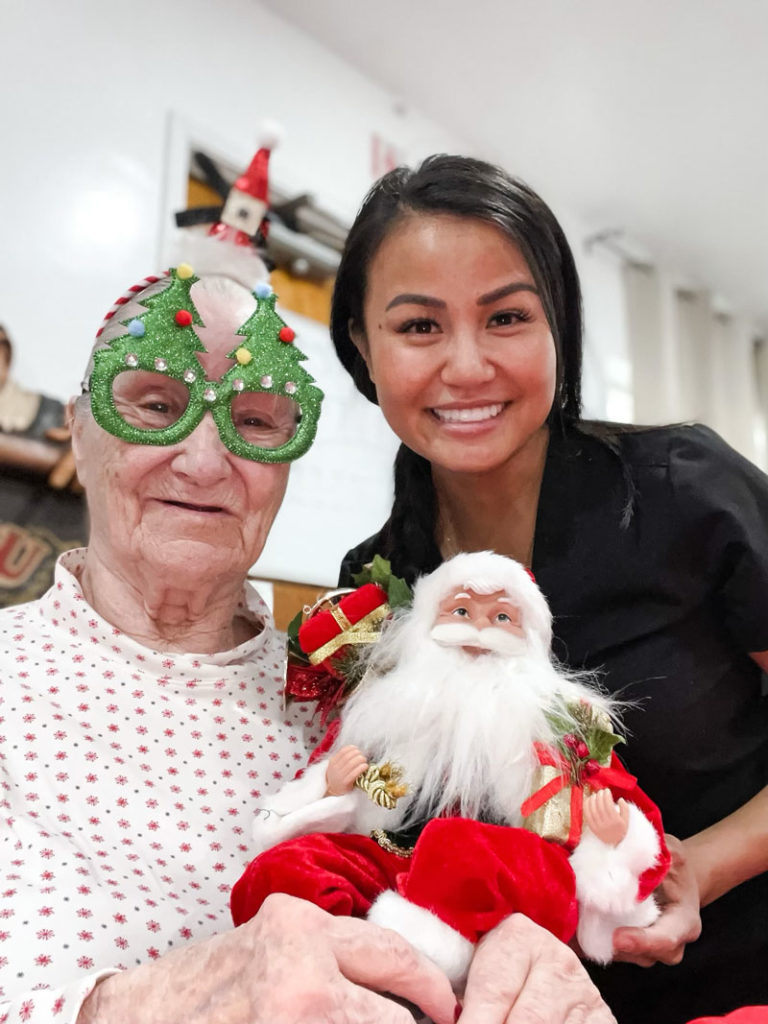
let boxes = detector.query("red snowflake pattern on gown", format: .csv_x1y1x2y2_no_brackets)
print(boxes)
0,550,310,1021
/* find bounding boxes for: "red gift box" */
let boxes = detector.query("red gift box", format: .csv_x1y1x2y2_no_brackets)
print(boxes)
299,583,389,663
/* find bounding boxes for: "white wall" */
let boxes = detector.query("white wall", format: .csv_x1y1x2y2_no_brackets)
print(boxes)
0,0,479,587
578,248,634,423
2,0,633,418
622,259,766,466
4,0,637,585
255,310,400,585
18,0,759,583
1,0,470,400
4,0,764,439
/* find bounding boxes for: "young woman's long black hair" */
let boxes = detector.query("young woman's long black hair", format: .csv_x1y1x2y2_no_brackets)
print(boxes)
330,155,586,582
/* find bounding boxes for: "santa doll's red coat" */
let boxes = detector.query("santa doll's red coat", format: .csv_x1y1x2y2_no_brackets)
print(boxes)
231,743,669,955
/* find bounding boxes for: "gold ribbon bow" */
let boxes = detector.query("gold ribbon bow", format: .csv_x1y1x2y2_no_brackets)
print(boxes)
307,603,390,665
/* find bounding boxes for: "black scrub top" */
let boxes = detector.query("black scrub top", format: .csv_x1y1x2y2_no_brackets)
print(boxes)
340,423,768,1024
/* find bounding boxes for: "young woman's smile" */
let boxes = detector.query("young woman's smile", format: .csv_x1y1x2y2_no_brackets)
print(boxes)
355,214,557,476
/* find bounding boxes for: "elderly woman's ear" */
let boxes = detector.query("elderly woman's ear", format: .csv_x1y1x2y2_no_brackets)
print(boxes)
66,397,88,489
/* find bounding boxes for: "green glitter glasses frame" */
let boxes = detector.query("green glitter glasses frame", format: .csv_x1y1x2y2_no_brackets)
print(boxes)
84,268,323,464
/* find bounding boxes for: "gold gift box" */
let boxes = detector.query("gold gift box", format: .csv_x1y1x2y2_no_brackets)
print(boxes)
522,764,593,845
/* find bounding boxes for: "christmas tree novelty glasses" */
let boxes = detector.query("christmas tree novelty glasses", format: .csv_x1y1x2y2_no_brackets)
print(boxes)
85,267,323,463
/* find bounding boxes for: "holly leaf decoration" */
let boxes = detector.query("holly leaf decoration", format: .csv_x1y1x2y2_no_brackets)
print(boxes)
386,575,413,610
286,608,305,660
546,700,624,775
589,726,624,765
352,555,412,610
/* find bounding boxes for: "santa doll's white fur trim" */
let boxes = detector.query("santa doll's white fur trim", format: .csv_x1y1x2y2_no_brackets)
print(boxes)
263,761,329,814
569,801,662,963
250,760,358,854
570,801,661,913
367,891,474,989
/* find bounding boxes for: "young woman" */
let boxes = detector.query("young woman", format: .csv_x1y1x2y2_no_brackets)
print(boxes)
332,155,768,1024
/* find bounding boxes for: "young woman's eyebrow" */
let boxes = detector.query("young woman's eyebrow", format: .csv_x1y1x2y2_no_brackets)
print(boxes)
477,282,538,305
385,293,447,311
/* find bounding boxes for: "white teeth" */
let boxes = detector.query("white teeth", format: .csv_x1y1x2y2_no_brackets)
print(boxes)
433,403,505,423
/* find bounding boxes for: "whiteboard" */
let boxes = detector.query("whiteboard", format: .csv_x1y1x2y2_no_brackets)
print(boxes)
254,309,399,587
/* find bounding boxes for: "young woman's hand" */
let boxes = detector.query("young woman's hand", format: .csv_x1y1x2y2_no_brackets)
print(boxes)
612,834,702,966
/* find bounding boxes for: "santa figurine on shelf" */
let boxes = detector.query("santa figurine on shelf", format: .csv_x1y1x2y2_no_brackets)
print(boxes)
206,126,278,250
173,124,281,290
231,552,670,986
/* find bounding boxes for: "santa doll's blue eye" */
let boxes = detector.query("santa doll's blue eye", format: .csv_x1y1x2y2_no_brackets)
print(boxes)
453,607,469,617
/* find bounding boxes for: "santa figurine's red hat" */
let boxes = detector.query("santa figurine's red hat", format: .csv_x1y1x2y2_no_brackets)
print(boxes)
209,121,283,248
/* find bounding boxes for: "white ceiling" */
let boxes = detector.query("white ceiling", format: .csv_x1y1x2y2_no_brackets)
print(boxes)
262,0,768,329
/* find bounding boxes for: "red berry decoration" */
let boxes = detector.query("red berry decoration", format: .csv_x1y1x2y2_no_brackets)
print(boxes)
575,740,590,759
175,309,193,327
278,326,295,343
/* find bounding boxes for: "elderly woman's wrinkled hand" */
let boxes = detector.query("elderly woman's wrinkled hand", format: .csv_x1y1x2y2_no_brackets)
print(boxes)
458,914,616,1024
77,893,458,1024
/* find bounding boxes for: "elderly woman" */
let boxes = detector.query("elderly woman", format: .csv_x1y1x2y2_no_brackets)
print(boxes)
0,265,612,1024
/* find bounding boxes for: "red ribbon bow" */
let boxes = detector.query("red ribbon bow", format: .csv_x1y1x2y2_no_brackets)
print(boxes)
520,742,638,849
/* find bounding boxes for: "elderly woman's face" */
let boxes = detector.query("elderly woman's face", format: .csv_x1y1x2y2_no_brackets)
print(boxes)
71,323,290,587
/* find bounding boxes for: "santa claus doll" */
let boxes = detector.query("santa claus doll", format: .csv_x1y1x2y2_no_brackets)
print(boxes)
231,552,670,985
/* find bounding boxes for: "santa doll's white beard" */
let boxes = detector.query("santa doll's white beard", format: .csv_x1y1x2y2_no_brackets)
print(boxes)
336,633,582,834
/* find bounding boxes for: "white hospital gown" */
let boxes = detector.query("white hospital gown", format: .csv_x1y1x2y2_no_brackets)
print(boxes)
0,549,318,1022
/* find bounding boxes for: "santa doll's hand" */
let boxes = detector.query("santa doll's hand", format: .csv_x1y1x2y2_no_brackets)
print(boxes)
326,745,369,796
612,834,702,966
584,791,630,846
458,914,616,1023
